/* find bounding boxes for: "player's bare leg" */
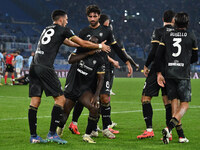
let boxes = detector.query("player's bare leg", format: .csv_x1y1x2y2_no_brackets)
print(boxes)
162,99,189,144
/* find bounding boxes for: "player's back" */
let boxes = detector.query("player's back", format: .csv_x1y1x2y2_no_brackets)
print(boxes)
163,29,197,79
15,55,23,68
33,24,74,68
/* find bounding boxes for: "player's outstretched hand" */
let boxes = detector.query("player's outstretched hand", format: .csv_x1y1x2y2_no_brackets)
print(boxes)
91,96,100,108
157,72,165,87
101,40,110,53
126,61,133,77
113,60,120,69
143,65,149,77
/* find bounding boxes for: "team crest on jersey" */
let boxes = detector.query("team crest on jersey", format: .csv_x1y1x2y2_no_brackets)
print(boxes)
93,60,97,65
87,35,91,38
99,32,103,37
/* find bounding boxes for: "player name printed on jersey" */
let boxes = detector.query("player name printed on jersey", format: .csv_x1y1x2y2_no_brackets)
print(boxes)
170,32,187,37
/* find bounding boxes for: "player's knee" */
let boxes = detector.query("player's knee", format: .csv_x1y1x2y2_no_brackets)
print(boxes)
100,94,110,104
141,96,151,104
88,106,98,117
30,97,41,108
54,95,66,107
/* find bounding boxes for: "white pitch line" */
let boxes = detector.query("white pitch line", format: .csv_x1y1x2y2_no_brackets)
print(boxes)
0,106,200,122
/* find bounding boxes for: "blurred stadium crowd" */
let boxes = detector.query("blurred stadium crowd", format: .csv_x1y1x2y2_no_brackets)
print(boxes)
0,0,199,71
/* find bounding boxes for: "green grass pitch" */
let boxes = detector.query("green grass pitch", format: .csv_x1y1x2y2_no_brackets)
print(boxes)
0,78,200,150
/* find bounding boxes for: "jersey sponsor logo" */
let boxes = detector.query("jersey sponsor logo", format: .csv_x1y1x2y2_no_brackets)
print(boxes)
168,60,184,67
79,60,93,71
77,68,88,75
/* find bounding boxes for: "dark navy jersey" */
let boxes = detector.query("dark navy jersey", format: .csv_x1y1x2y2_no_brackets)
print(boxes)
158,29,198,79
33,24,75,68
77,25,128,67
145,25,174,70
64,52,105,94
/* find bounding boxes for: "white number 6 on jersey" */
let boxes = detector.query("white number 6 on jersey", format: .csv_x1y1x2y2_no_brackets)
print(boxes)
172,38,182,57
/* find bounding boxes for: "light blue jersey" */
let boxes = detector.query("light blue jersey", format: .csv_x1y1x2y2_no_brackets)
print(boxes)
15,55,23,68
0,52,4,67
28,56,33,68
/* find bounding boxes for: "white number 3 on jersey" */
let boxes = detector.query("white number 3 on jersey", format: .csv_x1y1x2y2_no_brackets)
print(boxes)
41,29,55,45
172,38,182,57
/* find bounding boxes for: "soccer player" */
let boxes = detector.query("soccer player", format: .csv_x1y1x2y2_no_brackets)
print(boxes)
137,10,175,139
155,12,198,144
14,51,24,78
4,52,16,85
0,50,7,85
28,9,110,144
57,36,106,143
28,52,34,68
62,5,133,139
13,74,29,85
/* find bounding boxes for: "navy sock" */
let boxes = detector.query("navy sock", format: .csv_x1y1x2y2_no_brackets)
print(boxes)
176,124,185,138
165,104,172,126
28,105,38,137
142,101,153,129
50,104,63,135
72,102,84,122
101,104,111,130
168,117,179,132
86,116,98,134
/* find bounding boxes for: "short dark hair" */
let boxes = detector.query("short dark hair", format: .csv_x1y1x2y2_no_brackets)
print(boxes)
175,12,189,28
86,5,101,16
99,14,109,25
51,9,66,21
163,10,175,22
